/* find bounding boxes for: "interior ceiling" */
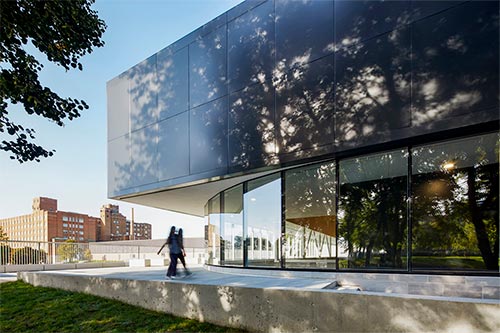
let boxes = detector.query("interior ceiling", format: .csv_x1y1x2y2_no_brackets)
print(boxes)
119,168,279,217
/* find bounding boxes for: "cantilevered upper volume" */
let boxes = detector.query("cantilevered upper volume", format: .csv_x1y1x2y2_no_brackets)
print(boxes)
107,0,499,274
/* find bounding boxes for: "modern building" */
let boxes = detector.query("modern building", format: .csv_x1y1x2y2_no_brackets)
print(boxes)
0,198,152,242
107,0,498,275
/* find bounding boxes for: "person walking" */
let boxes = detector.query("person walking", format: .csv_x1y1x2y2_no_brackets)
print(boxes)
178,228,192,277
157,226,182,279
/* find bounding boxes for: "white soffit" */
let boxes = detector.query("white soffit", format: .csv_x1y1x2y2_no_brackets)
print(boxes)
120,168,279,217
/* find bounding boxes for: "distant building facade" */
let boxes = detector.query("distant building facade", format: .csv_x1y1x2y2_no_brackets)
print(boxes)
126,220,152,240
0,197,152,243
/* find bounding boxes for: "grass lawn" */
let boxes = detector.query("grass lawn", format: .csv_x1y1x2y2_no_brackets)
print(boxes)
0,281,246,333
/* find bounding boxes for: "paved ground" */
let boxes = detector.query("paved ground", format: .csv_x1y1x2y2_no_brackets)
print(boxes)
9,266,335,290
0,273,17,283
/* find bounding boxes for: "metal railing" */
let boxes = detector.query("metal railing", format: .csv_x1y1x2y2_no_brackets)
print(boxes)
0,240,206,269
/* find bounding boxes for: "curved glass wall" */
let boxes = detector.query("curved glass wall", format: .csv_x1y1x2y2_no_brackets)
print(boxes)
206,132,499,274
221,185,243,266
244,174,281,267
206,194,221,265
284,161,336,269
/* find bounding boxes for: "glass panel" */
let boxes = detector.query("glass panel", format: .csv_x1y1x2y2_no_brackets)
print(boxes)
189,25,227,108
335,27,411,143
284,162,336,269
275,0,333,69
244,174,282,267
221,185,244,266
158,112,189,181
227,0,274,93
335,0,410,47
276,55,334,154
339,149,408,270
411,2,499,126
157,47,189,120
228,81,275,169
107,135,130,195
107,75,129,141
412,133,499,272
130,124,158,187
207,194,221,265
189,97,228,174
129,55,158,131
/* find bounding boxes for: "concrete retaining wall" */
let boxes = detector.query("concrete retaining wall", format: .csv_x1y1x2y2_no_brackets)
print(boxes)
18,271,500,333
1,261,126,273
207,266,500,300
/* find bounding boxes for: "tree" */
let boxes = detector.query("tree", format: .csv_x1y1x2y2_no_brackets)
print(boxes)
0,0,106,162
0,226,8,241
57,240,81,263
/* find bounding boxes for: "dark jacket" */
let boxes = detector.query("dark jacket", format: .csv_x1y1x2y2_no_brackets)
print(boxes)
167,234,182,254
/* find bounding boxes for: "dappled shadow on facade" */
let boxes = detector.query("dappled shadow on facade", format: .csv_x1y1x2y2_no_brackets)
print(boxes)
107,0,499,203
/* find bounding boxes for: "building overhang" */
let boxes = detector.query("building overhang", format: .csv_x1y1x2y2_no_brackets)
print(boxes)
115,168,279,217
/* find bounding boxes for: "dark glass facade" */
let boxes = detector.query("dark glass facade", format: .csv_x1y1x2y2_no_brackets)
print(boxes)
108,0,499,275
108,0,499,197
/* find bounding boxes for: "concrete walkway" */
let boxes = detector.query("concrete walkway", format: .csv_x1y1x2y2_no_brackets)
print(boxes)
16,266,335,290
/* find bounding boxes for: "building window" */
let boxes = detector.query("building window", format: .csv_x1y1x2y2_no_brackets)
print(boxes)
207,194,221,265
221,184,243,266
284,161,336,269
412,133,499,271
339,149,408,270
244,174,281,268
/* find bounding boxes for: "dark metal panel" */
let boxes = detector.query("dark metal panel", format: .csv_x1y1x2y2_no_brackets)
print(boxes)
227,0,267,22
410,0,465,23
275,0,334,69
107,74,130,141
129,55,158,132
130,123,158,187
276,54,335,155
190,96,229,174
335,26,411,144
334,0,410,47
411,1,499,127
227,0,275,93
157,47,189,121
158,112,190,181
189,25,227,108
228,81,276,170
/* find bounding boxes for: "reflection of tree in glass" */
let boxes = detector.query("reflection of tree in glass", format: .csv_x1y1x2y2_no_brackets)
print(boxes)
338,152,407,269
285,162,336,264
412,135,499,270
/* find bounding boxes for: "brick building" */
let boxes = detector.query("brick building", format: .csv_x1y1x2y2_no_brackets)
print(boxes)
0,197,152,243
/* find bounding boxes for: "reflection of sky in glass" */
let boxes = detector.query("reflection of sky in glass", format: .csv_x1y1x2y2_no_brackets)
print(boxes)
412,133,499,174
340,149,407,184
244,176,281,237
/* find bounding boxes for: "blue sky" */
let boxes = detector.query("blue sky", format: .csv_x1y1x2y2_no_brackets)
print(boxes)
0,0,242,239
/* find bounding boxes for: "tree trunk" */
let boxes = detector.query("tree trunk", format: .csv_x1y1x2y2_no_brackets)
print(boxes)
467,168,498,270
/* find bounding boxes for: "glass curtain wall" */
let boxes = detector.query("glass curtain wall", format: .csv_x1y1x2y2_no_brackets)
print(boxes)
207,194,221,265
412,133,499,271
284,162,336,269
338,150,408,270
221,185,244,266
206,132,498,273
244,174,281,267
